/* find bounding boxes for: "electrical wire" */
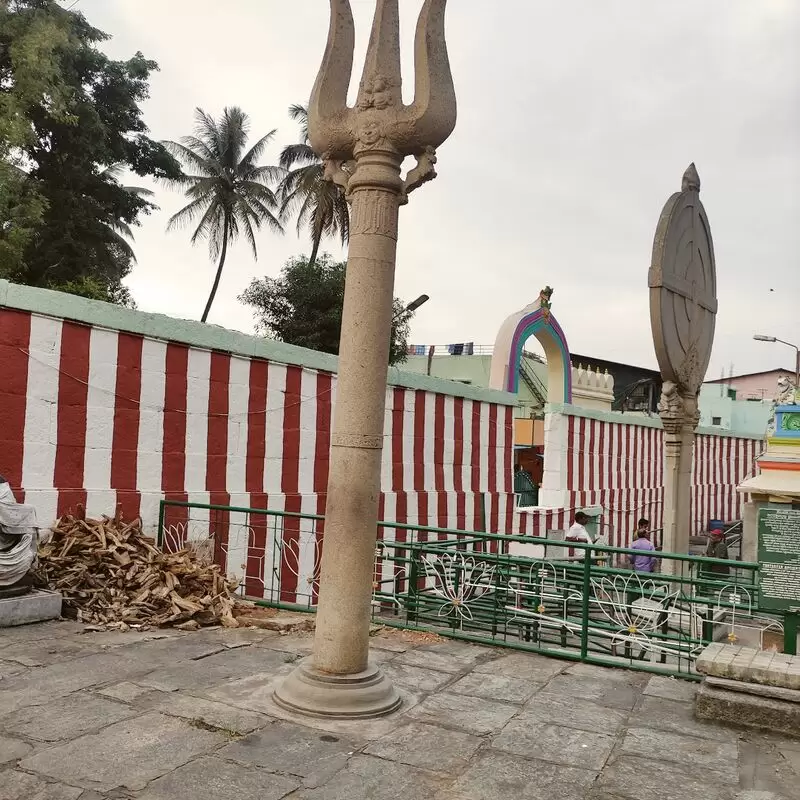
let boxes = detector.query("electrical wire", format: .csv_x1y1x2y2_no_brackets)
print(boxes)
19,347,335,419
16,338,750,546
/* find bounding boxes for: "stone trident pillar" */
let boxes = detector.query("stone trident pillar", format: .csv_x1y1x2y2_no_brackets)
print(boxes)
274,0,456,718
649,164,717,563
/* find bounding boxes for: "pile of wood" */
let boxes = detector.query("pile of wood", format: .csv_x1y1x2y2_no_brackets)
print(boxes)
35,507,241,630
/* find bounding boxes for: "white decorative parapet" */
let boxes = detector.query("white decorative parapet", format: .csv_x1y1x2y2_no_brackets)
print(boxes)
571,364,615,411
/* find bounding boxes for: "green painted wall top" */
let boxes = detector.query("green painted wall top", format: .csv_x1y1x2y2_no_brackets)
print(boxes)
548,402,763,440
0,280,518,406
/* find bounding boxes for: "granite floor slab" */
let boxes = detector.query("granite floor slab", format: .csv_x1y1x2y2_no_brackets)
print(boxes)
407,690,520,735
364,721,483,772
0,693,136,742
594,754,739,800
296,754,452,800
493,722,616,771
514,691,629,735
18,712,225,792
219,720,359,788
380,660,455,693
447,671,542,704
0,620,798,800
135,755,300,800
439,750,598,800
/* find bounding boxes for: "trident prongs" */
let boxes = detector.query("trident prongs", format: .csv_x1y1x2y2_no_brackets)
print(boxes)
402,0,457,151
308,0,457,193
307,0,355,161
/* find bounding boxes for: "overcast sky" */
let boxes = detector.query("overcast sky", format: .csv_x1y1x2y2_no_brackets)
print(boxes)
76,0,799,378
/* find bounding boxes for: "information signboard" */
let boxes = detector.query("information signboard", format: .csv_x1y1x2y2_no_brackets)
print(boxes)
757,507,800,612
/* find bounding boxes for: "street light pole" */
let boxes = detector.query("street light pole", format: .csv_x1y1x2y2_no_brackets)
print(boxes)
753,335,800,394
401,294,430,316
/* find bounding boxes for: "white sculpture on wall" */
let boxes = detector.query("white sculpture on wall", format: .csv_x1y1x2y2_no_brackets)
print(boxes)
571,364,615,411
774,376,798,407
766,376,799,437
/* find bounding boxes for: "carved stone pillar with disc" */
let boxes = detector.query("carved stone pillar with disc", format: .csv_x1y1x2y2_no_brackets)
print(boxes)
273,0,456,719
649,164,717,563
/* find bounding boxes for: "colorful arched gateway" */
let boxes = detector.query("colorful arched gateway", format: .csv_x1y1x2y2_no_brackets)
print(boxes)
489,287,573,404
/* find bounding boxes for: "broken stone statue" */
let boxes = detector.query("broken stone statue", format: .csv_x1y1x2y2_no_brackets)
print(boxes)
0,473,39,596
0,474,61,625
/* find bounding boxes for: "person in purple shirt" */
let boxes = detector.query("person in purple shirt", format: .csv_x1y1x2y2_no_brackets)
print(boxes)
628,518,657,573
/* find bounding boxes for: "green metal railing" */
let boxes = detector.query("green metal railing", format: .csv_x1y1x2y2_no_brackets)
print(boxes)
158,500,790,678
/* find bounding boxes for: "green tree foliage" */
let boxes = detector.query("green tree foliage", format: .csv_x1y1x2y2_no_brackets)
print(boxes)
239,254,413,365
0,0,70,275
0,161,44,278
163,107,283,322
0,0,73,154
0,0,179,305
278,104,349,268
98,163,156,264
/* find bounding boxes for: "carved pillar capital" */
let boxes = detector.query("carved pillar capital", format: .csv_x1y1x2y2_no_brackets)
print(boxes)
308,0,456,206
658,381,699,436
658,381,685,436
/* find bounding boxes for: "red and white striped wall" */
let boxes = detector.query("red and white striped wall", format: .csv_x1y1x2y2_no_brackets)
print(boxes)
0,306,516,535
0,289,763,560
517,411,763,545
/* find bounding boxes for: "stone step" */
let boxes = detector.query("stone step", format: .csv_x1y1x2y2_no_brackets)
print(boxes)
695,680,800,738
706,676,800,705
696,643,800,690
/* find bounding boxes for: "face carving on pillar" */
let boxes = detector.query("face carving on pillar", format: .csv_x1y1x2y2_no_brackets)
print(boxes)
357,117,385,150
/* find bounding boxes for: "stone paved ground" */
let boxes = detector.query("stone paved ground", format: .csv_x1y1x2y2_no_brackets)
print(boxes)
1,620,798,800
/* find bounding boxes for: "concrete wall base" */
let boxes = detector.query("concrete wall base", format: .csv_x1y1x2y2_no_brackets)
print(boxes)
0,589,62,627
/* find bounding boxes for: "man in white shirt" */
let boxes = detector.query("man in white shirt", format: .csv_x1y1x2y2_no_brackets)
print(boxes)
566,511,593,559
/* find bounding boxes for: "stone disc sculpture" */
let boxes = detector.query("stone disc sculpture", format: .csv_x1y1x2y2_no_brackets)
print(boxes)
649,163,718,394
649,164,718,561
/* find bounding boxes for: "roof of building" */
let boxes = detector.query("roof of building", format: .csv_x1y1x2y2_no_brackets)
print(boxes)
705,367,795,383
570,352,660,379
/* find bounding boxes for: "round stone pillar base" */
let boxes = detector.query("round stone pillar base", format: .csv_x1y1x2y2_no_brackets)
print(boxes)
273,658,402,719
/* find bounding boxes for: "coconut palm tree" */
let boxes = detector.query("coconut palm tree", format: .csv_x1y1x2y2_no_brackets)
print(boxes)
278,104,349,268
98,163,154,263
162,107,284,322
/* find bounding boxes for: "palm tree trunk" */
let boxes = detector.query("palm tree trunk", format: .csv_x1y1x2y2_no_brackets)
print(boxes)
201,213,230,323
308,233,321,269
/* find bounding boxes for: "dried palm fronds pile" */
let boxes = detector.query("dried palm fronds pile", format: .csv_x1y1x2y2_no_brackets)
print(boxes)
35,507,241,630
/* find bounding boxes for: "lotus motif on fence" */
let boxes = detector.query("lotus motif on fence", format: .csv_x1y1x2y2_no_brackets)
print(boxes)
275,529,323,599
422,552,496,622
161,522,215,561
590,573,688,657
